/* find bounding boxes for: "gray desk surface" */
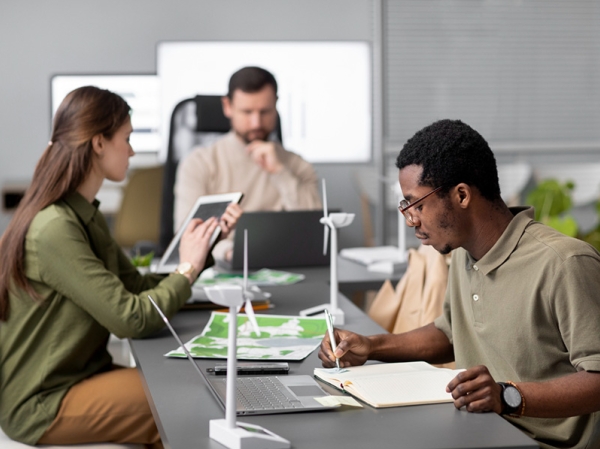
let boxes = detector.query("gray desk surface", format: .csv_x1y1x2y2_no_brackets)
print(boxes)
217,255,407,295
130,280,537,449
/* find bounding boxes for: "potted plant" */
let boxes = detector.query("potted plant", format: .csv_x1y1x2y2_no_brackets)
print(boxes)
130,250,154,274
525,179,578,238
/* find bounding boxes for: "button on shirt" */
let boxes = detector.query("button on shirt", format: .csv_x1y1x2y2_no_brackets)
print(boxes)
435,207,600,449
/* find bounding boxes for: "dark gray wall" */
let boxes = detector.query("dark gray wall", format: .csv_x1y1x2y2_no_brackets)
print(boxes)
0,0,375,247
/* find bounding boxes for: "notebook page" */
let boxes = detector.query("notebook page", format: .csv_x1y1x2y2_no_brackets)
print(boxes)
314,361,444,384
346,370,457,407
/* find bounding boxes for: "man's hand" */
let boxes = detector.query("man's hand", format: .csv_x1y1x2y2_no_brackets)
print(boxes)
246,140,283,174
446,365,502,414
318,328,372,368
219,203,243,239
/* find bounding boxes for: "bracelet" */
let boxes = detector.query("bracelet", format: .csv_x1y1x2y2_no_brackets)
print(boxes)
506,380,525,417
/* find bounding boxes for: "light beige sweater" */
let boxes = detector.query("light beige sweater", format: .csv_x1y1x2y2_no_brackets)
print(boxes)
174,132,322,258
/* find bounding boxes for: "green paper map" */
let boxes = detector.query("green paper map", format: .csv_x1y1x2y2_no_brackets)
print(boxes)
194,269,305,287
165,312,327,361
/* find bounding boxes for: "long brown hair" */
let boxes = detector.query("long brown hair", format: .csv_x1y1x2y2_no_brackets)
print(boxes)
0,86,131,321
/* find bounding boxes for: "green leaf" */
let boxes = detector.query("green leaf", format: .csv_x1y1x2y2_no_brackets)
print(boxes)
131,251,154,267
525,179,574,222
583,228,600,252
546,216,578,238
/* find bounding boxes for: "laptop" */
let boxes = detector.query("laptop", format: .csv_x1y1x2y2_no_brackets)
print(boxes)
147,296,337,416
228,210,337,270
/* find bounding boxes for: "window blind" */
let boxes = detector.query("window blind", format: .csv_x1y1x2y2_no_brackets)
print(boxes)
383,0,600,147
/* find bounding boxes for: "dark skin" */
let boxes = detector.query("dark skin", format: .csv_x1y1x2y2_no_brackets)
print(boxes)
319,164,600,417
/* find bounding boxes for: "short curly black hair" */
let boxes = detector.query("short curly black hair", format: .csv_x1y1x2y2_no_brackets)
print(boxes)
395,119,501,202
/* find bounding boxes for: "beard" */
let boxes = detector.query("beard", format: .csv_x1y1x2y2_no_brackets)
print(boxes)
432,200,456,255
238,128,270,144
438,244,454,255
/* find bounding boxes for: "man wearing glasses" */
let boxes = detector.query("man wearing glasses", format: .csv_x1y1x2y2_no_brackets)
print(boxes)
319,119,600,449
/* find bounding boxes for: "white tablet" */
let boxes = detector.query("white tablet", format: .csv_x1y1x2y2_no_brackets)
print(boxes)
155,192,243,273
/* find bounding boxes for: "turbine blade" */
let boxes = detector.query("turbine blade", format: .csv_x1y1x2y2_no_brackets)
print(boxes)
323,225,329,255
322,178,328,218
244,297,260,336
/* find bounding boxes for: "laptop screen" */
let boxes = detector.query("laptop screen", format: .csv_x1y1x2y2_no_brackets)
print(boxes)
231,210,336,270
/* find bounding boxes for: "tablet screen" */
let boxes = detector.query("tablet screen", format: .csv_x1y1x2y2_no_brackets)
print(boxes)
156,192,243,273
162,201,232,267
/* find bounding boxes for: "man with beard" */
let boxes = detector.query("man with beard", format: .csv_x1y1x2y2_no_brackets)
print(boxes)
174,66,321,261
319,119,600,449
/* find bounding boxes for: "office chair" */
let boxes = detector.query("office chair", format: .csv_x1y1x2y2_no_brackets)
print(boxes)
113,165,163,251
158,95,282,255
368,244,449,334
367,244,454,369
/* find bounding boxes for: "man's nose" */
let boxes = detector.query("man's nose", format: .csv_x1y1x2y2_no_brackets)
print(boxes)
249,112,261,128
404,214,418,227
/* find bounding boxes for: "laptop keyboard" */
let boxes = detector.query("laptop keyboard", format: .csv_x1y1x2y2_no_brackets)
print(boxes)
236,377,305,411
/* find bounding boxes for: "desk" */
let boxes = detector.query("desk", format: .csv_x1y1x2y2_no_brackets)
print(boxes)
212,256,406,301
294,256,406,294
129,281,537,449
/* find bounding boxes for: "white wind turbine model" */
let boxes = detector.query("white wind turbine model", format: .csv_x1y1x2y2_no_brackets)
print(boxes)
204,230,290,449
300,179,354,325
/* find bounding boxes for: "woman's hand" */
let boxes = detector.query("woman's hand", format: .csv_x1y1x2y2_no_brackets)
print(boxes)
219,203,243,239
178,217,219,283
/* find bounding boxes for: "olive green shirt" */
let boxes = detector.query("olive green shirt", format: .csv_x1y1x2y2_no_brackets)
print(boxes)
0,192,191,444
435,207,600,449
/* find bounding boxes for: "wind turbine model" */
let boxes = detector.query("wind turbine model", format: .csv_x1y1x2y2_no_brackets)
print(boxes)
204,230,290,449
300,179,354,325
366,181,408,272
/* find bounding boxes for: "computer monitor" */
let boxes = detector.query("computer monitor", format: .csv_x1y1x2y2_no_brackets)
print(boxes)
157,41,371,163
50,74,160,153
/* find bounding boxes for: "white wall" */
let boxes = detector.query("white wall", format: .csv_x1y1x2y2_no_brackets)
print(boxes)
0,0,374,247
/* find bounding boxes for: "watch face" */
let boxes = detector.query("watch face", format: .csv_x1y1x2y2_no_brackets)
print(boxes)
177,262,193,275
504,386,521,408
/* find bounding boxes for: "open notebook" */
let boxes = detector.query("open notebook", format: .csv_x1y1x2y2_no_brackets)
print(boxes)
314,361,463,408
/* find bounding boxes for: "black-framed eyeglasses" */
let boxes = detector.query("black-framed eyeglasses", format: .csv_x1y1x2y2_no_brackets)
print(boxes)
398,186,442,225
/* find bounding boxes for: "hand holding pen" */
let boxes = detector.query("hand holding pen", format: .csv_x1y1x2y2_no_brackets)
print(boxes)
318,324,372,369
324,309,340,370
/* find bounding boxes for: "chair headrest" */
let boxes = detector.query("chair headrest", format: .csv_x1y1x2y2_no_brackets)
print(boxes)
194,95,231,133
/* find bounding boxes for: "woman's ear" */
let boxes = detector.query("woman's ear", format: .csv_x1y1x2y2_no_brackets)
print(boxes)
91,134,104,157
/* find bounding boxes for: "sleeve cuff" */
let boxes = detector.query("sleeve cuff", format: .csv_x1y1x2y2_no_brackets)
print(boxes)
434,315,453,345
574,357,600,372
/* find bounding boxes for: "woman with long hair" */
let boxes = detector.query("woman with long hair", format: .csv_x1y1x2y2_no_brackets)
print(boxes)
0,86,241,448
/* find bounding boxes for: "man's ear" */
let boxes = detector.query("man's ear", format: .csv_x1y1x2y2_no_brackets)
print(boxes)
454,183,472,209
221,96,232,119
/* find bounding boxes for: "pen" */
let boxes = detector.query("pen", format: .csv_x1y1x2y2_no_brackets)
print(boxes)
324,309,340,370
216,303,272,313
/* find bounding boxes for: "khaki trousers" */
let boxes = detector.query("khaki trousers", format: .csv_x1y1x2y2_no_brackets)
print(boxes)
37,367,163,449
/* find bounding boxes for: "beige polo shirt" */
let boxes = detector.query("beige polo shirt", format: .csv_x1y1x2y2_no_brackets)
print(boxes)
435,207,600,449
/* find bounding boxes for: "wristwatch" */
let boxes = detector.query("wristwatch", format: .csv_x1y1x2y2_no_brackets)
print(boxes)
498,382,523,416
174,262,195,278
